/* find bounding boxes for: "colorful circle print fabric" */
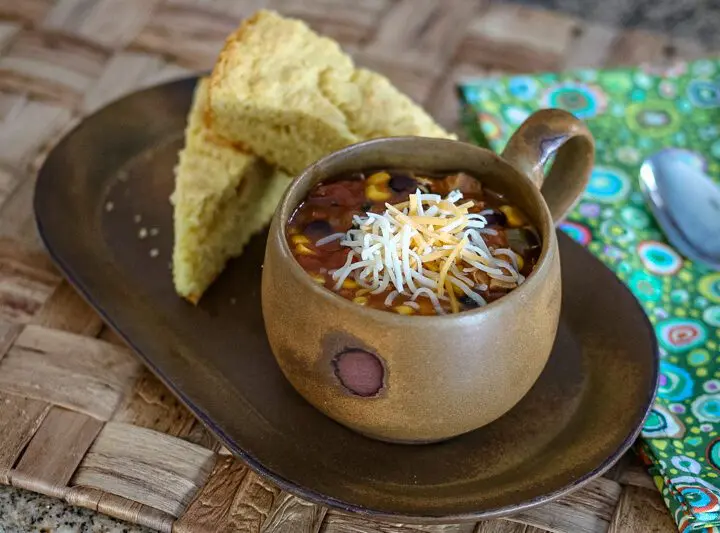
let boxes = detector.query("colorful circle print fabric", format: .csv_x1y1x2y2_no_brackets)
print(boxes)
458,59,720,532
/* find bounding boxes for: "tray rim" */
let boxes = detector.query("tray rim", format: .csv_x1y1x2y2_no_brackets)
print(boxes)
32,75,660,524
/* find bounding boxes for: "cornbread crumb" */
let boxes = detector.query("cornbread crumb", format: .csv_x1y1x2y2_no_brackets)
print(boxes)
209,10,454,176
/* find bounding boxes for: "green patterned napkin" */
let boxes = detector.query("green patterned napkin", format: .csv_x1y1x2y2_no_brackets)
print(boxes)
458,59,720,532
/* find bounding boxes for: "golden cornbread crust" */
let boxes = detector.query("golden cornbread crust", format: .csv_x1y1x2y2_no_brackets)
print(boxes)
209,10,455,176
171,78,291,303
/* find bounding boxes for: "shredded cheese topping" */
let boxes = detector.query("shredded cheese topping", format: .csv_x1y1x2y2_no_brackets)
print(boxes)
327,189,525,314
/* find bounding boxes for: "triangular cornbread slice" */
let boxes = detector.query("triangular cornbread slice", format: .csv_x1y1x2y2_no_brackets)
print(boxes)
171,78,292,303
209,10,455,176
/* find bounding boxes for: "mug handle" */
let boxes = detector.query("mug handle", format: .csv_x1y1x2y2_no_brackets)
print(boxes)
501,108,595,223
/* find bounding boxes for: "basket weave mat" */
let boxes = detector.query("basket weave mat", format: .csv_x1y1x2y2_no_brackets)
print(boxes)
0,0,707,531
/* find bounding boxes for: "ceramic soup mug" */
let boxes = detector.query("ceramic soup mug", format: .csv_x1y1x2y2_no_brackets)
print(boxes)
262,109,595,443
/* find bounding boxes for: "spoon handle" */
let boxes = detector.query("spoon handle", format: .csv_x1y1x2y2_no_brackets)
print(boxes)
502,108,595,223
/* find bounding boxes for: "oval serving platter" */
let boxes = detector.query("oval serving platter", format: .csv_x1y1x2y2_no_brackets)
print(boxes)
34,76,658,523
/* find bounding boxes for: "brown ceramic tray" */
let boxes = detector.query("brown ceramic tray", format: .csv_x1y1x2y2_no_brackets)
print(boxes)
33,77,658,523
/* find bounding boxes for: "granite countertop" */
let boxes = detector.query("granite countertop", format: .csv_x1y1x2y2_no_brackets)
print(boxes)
0,487,150,533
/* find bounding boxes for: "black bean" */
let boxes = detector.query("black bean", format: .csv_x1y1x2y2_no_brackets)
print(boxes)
304,220,333,238
506,227,541,254
349,172,365,181
482,209,507,226
458,294,480,308
389,173,417,192
361,201,373,212
525,227,541,248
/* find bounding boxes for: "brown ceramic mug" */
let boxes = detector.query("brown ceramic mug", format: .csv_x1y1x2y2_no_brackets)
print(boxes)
261,109,595,443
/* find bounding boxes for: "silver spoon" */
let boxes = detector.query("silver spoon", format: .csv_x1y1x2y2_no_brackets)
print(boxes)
640,149,720,271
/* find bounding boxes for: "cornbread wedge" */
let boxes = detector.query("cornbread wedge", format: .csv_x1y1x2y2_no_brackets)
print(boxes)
209,10,455,176
171,78,292,303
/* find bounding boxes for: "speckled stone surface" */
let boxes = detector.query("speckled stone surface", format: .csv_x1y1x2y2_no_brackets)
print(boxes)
0,486,150,533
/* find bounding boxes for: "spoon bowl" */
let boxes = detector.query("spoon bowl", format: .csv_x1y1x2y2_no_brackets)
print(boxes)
640,148,720,271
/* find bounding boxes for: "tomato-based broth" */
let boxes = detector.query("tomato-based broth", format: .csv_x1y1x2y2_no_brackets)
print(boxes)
286,170,542,315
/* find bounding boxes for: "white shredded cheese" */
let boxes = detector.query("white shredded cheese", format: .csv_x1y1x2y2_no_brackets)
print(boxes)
333,189,524,313
384,290,399,307
315,232,346,246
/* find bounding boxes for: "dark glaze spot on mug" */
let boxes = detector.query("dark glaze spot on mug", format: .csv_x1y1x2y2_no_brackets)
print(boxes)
332,349,384,397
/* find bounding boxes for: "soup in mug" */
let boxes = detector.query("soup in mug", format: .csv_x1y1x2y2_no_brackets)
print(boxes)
286,169,541,315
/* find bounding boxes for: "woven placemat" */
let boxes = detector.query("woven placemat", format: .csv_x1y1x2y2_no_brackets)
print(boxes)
0,0,709,531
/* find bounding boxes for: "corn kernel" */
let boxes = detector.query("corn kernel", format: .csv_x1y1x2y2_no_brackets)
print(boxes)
291,234,310,245
367,171,391,185
499,205,524,228
366,184,391,202
394,305,415,315
342,279,358,289
516,255,525,271
311,273,325,285
356,288,371,297
295,243,315,255
353,296,368,305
